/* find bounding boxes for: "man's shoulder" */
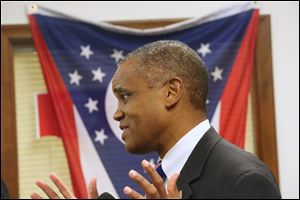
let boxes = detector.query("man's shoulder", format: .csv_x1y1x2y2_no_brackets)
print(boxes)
209,135,272,176
188,127,278,185
178,128,281,198
227,170,282,199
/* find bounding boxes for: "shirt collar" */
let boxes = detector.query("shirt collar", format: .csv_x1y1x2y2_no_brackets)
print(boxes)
161,119,210,180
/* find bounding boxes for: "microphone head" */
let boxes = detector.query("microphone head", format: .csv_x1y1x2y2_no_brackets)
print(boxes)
97,192,115,199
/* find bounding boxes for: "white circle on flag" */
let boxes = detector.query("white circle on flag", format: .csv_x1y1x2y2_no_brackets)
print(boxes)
105,80,124,144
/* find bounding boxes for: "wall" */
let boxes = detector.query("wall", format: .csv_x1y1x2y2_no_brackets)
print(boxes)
1,1,299,198
258,2,299,199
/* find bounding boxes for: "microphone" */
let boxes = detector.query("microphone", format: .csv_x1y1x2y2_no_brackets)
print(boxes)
97,192,115,199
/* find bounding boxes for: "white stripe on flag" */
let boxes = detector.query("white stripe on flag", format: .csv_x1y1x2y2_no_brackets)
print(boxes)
26,2,254,36
74,106,119,198
211,100,221,133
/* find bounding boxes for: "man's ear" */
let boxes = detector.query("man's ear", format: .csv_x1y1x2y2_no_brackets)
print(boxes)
165,77,183,108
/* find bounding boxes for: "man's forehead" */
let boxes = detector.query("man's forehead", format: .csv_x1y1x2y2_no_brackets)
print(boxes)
112,60,138,82
112,64,134,90
112,75,135,95
111,75,122,92
112,67,129,86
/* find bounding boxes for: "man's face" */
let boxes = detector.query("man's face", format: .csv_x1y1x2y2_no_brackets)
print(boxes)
112,60,167,154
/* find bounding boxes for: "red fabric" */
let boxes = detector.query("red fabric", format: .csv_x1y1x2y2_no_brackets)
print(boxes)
220,10,259,148
37,94,61,137
29,15,88,198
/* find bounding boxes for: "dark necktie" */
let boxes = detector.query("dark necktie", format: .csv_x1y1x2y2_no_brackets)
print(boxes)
155,160,167,181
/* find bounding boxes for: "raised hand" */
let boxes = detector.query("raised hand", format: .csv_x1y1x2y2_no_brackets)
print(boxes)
123,160,182,199
31,174,99,199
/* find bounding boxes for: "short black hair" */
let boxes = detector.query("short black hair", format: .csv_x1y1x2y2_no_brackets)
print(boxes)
120,40,208,112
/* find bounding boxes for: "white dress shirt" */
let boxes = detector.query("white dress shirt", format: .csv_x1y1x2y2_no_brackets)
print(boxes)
161,119,210,182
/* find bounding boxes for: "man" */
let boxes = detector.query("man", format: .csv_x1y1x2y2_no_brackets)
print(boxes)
31,40,281,199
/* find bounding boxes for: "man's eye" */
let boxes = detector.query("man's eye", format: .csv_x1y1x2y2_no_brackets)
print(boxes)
120,94,130,102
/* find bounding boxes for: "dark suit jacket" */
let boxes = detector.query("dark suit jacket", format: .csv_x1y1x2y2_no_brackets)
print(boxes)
177,127,281,199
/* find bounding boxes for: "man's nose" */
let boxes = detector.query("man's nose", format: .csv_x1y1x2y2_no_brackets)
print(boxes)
113,108,124,121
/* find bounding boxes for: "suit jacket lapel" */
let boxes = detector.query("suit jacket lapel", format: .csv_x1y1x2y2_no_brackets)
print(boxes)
177,127,221,199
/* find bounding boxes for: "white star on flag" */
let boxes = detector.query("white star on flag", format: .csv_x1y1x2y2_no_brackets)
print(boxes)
94,129,108,145
110,49,124,63
206,99,210,104
197,43,211,58
211,66,223,82
92,67,106,83
68,70,82,86
80,45,94,60
85,97,99,113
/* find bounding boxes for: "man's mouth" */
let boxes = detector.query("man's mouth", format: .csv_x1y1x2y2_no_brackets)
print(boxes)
120,125,129,141
119,125,129,130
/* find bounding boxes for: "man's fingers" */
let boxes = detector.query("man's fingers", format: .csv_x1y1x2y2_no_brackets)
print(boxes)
35,180,60,199
123,186,144,199
33,174,76,199
128,170,159,198
141,160,167,198
31,192,43,199
167,173,181,199
88,177,99,199
49,173,75,199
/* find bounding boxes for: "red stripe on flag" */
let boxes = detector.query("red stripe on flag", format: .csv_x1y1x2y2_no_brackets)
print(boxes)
29,15,88,198
220,10,259,148
37,93,61,137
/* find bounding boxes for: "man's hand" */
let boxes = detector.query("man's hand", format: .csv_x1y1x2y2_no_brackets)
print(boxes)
30,173,99,199
123,160,182,199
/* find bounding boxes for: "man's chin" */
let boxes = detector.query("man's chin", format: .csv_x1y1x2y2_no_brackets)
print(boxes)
124,143,152,155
